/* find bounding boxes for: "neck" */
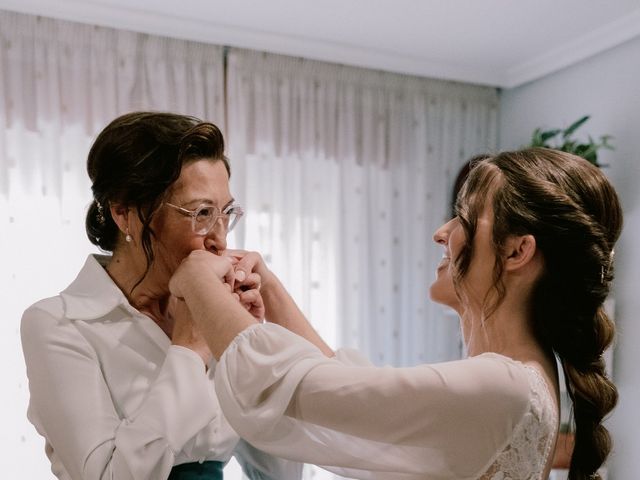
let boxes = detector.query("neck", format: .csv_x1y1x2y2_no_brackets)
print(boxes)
462,295,540,361
106,250,173,336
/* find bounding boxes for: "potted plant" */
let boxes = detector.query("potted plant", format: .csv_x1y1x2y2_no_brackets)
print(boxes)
527,115,614,167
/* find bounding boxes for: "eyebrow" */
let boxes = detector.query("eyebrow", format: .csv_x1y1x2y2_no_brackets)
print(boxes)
183,198,235,209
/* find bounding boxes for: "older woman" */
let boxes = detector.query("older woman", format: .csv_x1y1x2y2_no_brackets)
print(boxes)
21,112,303,480
170,148,620,480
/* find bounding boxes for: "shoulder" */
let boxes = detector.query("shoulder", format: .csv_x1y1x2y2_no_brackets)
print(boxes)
22,296,66,334
21,254,103,329
21,295,84,356
466,353,554,410
419,355,548,477
420,353,534,419
430,353,531,391
20,294,102,377
443,353,557,443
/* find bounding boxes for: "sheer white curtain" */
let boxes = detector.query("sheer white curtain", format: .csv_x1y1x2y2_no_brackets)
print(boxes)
1,10,499,479
227,49,498,366
0,10,225,479
226,49,497,479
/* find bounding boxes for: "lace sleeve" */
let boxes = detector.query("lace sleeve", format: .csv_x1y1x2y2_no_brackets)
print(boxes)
480,365,558,480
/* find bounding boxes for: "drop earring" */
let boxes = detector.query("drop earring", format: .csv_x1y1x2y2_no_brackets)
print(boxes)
125,228,132,243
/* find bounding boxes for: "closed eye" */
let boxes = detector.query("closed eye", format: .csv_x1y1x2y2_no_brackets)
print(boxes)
195,205,218,221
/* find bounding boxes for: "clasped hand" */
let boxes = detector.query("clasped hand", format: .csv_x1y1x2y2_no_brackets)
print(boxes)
168,250,268,365
170,249,268,320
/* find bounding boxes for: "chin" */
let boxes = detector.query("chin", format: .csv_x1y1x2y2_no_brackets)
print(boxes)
429,283,459,312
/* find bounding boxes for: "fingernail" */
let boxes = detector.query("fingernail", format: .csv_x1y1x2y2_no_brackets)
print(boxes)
235,270,246,282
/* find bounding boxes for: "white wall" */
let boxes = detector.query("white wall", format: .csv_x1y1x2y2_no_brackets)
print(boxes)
500,36,640,479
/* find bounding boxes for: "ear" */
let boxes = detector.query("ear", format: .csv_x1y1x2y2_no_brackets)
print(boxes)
503,234,537,272
109,202,130,236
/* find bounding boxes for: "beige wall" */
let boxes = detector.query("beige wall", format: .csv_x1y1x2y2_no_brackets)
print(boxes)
499,36,640,479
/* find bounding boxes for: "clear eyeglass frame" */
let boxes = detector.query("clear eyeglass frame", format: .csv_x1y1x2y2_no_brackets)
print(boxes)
165,202,244,235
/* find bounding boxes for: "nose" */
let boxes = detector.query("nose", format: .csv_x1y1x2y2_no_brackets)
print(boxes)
204,223,227,254
433,218,455,245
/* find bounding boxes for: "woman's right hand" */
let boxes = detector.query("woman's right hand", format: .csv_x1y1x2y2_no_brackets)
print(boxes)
169,250,235,299
169,250,260,360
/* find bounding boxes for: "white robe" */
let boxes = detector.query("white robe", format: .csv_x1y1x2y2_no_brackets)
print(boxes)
215,323,558,480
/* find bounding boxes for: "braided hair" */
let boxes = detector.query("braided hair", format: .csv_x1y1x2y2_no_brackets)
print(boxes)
454,148,622,480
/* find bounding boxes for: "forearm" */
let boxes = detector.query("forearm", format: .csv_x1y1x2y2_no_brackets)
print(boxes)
89,347,217,479
261,275,334,357
180,277,257,359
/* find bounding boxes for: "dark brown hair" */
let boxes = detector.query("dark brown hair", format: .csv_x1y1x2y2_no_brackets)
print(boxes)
85,111,229,284
450,153,492,219
454,148,622,480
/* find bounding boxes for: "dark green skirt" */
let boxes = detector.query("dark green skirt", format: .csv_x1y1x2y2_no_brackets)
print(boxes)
168,461,224,480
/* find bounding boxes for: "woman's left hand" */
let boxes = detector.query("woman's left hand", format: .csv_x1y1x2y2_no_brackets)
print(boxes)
227,256,265,320
236,285,265,320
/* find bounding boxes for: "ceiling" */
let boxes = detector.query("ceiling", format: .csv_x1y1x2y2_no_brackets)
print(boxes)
1,0,639,88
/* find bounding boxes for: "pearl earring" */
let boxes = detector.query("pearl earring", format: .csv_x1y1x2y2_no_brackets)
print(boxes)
125,229,132,243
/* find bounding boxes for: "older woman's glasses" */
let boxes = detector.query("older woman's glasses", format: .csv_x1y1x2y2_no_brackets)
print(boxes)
165,202,244,235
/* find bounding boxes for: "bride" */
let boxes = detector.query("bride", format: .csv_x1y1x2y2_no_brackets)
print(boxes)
170,148,620,480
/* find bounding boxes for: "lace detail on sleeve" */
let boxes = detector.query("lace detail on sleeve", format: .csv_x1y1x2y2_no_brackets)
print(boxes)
480,365,558,480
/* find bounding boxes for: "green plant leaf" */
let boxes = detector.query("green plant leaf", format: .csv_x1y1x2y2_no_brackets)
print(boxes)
530,128,544,147
560,140,576,153
601,135,615,149
527,116,613,167
562,115,590,139
540,129,561,143
574,144,597,163
584,151,598,165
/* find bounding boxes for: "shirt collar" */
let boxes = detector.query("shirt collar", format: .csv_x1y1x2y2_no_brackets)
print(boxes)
61,254,131,321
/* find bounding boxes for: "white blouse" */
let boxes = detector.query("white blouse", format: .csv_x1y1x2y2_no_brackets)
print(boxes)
215,323,558,480
21,255,301,480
